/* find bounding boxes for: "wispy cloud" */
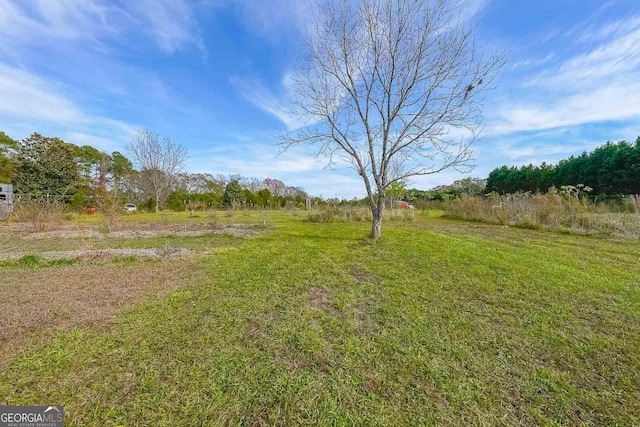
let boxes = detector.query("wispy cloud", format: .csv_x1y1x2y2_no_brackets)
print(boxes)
236,0,316,40
0,0,206,56
459,0,491,21
230,74,307,131
234,0,491,44
194,146,324,177
511,53,556,70
0,64,136,151
188,141,364,198
0,64,84,123
126,0,208,56
490,13,640,135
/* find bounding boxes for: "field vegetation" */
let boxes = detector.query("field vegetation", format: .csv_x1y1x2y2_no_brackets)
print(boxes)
1,210,639,426
443,189,640,238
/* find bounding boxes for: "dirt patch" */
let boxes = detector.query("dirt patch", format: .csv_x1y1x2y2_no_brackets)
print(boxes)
348,263,381,284
0,259,207,366
0,247,194,262
309,287,334,313
353,301,376,335
19,223,263,240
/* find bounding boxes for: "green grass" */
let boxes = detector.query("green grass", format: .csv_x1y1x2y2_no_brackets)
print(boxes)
0,254,78,269
1,212,639,426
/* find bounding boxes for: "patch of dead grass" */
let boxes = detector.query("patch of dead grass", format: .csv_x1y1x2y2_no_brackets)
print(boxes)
347,263,381,285
0,259,208,366
309,287,334,314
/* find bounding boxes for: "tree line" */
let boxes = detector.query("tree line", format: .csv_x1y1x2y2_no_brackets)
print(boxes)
486,139,640,195
0,130,310,212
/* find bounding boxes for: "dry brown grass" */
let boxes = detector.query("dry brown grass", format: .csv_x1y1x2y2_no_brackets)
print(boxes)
94,192,124,233
444,193,640,238
308,287,334,313
0,259,208,366
11,200,65,232
307,206,415,223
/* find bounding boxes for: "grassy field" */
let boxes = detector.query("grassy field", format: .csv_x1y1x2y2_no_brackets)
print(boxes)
1,211,639,425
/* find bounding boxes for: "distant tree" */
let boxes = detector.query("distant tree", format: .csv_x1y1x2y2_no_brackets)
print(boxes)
111,151,134,194
175,172,214,194
0,131,15,149
387,180,407,207
450,177,486,196
74,145,112,191
264,178,286,197
0,131,17,183
228,174,244,184
257,188,272,207
127,129,187,213
243,188,259,207
74,145,103,184
13,133,79,195
223,180,244,207
281,0,506,238
207,175,227,199
244,177,264,193
487,139,640,195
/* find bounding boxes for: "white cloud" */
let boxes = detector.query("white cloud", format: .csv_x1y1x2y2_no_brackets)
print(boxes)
237,0,315,40
126,0,207,56
511,53,556,70
230,74,307,131
0,65,84,123
191,144,325,177
493,139,587,163
489,82,640,135
188,141,365,198
0,64,137,151
233,0,491,45
458,0,491,21
232,0,493,131
490,13,640,135
0,0,206,56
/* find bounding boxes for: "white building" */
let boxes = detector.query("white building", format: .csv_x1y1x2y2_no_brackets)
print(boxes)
0,183,14,220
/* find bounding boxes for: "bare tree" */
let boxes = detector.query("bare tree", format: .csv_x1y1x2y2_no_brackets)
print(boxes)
176,173,215,194
282,0,506,238
128,129,187,213
264,178,286,197
244,177,265,193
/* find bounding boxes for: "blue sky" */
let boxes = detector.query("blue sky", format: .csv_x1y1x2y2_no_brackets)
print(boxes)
1,0,639,198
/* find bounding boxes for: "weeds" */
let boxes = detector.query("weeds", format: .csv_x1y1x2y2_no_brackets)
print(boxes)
12,199,64,232
307,206,416,223
307,207,370,223
1,211,639,425
0,254,77,269
444,191,640,238
95,191,125,233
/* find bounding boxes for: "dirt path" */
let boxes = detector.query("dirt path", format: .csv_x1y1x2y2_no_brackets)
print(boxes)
9,222,264,239
0,247,194,261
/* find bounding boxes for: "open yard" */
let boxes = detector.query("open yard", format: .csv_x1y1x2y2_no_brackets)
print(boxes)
0,211,639,426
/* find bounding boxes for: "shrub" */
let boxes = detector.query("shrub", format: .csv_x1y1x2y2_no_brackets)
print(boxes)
208,210,219,224
95,191,125,233
307,207,372,223
388,209,416,222
444,191,640,238
307,207,348,223
12,199,64,232
349,207,372,222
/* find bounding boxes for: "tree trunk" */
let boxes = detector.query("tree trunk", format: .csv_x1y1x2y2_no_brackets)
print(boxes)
370,198,384,239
